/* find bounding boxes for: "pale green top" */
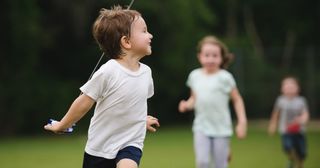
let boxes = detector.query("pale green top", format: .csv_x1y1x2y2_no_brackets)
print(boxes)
187,69,236,137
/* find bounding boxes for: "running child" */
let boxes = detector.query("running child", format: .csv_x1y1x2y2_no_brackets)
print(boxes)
178,35,247,168
268,76,309,168
44,5,159,168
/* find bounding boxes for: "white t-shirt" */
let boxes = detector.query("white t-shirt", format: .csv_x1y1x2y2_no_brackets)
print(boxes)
80,59,154,159
187,69,236,137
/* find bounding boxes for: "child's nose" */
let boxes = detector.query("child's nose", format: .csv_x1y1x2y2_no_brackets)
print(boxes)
149,32,153,39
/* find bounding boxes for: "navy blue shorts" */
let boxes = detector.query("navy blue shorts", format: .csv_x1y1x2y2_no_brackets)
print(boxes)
281,133,307,160
82,146,142,168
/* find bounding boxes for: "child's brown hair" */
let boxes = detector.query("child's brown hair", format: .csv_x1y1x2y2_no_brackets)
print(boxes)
92,5,141,59
197,35,234,69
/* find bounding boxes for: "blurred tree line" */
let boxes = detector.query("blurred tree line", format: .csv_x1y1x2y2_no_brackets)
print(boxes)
1,0,319,135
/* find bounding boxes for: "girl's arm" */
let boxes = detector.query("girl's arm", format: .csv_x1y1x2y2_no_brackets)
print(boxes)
178,90,196,113
230,88,247,139
44,94,95,133
268,109,280,136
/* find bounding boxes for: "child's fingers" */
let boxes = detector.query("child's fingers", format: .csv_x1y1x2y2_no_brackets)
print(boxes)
147,117,160,132
44,124,65,134
44,124,60,133
147,126,157,132
147,124,157,132
151,117,160,126
150,119,160,127
44,124,52,131
178,101,187,113
44,122,63,133
268,126,276,136
236,124,247,139
153,121,160,127
237,132,245,139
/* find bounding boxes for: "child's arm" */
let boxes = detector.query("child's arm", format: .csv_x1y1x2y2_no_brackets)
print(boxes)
146,115,160,132
44,94,95,133
230,88,247,139
178,90,195,113
268,109,279,136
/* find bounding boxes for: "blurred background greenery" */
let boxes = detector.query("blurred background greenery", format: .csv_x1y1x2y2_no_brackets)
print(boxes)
1,0,319,135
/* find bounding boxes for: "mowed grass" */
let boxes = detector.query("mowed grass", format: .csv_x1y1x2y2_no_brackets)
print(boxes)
0,121,319,168
142,122,320,168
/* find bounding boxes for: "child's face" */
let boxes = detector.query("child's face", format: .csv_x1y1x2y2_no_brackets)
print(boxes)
281,78,299,97
198,43,222,72
129,16,153,56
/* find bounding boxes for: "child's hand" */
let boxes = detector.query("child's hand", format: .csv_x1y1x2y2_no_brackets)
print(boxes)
286,117,303,134
268,123,277,136
286,122,300,134
236,122,247,139
178,100,189,113
44,120,74,134
44,120,64,134
146,115,160,132
292,115,305,125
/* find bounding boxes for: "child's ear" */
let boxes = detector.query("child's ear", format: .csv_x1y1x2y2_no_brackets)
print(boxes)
120,36,131,49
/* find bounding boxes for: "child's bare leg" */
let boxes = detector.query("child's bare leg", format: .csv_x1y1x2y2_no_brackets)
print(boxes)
228,149,232,163
117,158,138,168
294,155,303,168
296,160,303,168
288,149,304,168
288,149,295,160
285,149,295,168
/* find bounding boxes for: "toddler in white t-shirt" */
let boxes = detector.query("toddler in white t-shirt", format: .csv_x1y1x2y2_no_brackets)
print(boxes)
44,5,159,168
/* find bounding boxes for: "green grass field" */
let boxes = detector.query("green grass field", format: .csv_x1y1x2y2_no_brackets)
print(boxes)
0,121,319,168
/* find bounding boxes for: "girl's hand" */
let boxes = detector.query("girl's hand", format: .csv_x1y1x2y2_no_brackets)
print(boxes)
146,115,160,132
236,122,247,139
178,100,189,113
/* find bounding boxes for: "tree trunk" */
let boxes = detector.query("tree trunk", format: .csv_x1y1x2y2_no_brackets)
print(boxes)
226,0,238,38
243,5,264,58
282,30,296,71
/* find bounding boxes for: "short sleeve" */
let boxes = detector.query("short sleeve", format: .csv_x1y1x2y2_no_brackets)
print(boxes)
273,96,282,111
80,65,109,101
227,73,236,92
301,97,309,112
186,70,196,89
221,71,236,93
148,69,154,98
186,75,191,88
